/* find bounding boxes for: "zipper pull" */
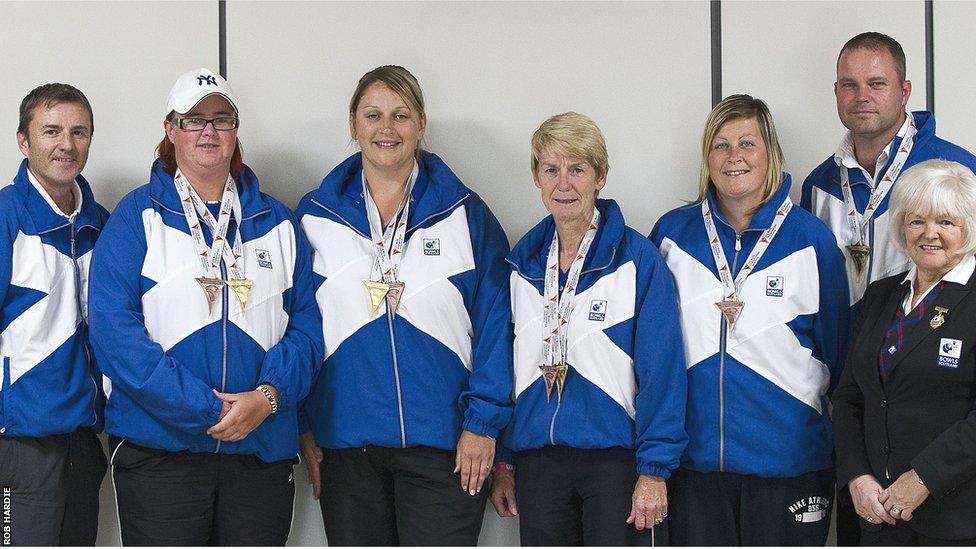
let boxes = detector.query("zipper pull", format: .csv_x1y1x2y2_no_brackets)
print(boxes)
734,234,741,252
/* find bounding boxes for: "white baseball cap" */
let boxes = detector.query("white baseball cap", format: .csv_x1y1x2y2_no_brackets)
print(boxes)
165,68,239,115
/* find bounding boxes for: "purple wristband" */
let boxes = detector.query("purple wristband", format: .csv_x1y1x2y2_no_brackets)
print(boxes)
492,462,514,473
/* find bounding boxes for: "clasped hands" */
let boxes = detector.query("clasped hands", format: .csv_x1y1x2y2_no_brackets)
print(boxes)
849,470,930,525
206,386,276,442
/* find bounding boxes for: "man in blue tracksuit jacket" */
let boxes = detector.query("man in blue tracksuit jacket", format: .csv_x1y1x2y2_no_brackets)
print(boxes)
87,68,323,545
501,197,687,545
0,84,109,546
800,31,976,545
296,149,513,545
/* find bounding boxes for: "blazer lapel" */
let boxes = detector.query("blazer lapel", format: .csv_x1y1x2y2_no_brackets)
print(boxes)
889,270,976,372
862,281,908,378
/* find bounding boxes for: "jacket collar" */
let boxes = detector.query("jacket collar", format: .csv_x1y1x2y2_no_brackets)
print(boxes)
705,173,794,233
13,158,102,233
507,198,624,281
306,151,470,238
147,159,271,219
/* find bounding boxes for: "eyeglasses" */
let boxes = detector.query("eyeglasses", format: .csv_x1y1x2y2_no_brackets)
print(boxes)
171,116,239,131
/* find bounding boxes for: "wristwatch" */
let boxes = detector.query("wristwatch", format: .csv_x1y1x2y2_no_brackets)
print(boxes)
256,383,278,414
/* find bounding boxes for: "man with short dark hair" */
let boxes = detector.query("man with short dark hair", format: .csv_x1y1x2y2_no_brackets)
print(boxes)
803,31,976,304
801,32,976,545
0,83,109,545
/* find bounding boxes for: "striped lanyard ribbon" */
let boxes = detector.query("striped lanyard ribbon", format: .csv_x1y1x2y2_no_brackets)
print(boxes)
840,114,917,245
363,163,419,284
174,169,245,280
701,196,792,301
541,208,601,367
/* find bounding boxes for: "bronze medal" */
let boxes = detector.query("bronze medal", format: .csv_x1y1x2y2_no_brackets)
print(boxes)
196,277,225,314
715,299,744,334
539,363,569,402
846,244,871,277
386,281,405,317
363,279,390,316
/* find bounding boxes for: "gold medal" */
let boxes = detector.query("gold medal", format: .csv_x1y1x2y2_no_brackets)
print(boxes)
196,277,224,314
930,306,948,329
715,300,745,334
386,281,405,317
363,279,390,316
226,279,253,315
846,244,871,277
539,363,568,402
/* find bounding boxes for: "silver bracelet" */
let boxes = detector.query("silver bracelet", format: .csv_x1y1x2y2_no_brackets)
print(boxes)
257,384,278,414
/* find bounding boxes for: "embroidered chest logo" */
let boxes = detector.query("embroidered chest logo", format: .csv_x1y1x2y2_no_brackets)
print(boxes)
423,238,440,256
588,300,607,321
939,338,962,368
256,249,273,269
766,276,784,297
788,496,829,523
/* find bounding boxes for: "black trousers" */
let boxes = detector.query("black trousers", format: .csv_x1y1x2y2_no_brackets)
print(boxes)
110,437,296,546
837,484,862,546
861,520,976,546
515,446,661,546
668,467,833,546
0,427,107,546
319,445,488,546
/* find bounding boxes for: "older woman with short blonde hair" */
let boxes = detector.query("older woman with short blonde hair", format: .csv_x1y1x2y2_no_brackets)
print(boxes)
491,112,687,546
834,159,976,545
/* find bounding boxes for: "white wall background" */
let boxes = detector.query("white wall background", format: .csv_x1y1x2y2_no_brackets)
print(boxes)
1,0,974,546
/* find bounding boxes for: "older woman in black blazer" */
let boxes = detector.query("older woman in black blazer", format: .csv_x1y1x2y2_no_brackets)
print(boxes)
833,159,976,546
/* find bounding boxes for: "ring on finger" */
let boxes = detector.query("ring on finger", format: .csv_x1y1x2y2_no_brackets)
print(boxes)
654,517,664,525
866,516,874,523
481,465,491,470
890,507,902,517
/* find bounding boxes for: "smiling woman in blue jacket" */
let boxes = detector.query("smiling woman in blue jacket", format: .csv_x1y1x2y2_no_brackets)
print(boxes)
489,112,688,546
649,95,850,546
88,68,323,546
295,65,513,546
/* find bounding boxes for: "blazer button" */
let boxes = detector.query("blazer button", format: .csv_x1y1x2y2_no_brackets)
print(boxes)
881,444,889,455
880,399,887,408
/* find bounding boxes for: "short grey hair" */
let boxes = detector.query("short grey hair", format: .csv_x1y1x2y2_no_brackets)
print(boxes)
889,159,976,255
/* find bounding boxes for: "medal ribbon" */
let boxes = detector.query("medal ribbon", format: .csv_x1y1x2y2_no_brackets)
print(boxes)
702,195,792,301
174,169,245,280
363,163,419,284
840,113,917,245
541,208,602,368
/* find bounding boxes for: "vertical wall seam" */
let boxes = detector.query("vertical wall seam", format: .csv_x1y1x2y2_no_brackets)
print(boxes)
711,0,722,106
925,0,934,113
219,0,227,79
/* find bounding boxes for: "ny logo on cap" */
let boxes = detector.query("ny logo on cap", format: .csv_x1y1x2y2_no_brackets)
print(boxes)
197,75,218,86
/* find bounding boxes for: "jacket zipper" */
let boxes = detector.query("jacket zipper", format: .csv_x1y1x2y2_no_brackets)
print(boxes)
386,308,407,448
718,233,742,472
548,395,562,445
215,255,230,452
69,220,99,427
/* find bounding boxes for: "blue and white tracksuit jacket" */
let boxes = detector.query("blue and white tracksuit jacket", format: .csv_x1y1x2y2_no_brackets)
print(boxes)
0,159,108,437
88,161,323,463
504,199,687,477
801,111,976,305
650,178,850,477
295,152,513,450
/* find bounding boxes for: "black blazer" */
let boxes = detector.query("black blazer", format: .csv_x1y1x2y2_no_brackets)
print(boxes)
833,264,976,539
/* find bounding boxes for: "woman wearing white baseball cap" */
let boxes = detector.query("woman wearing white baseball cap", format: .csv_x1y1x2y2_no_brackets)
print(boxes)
88,67,323,545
